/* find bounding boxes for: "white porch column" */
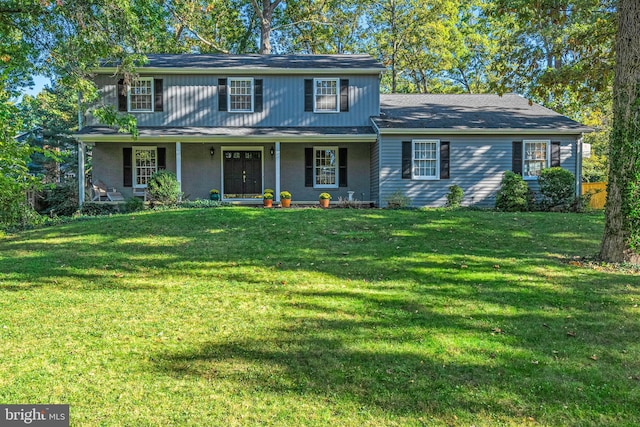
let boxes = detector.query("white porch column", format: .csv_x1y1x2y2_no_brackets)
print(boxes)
78,141,86,204
176,142,182,193
275,141,281,202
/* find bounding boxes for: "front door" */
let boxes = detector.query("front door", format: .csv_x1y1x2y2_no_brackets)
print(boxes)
223,150,262,199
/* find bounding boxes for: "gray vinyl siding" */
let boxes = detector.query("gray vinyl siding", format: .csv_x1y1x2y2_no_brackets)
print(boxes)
379,135,579,208
88,74,380,128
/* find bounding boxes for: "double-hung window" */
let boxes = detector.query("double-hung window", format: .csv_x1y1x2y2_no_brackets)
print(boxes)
314,78,339,112
128,78,154,112
133,147,158,188
523,140,550,179
228,78,254,112
413,140,440,180
314,147,338,188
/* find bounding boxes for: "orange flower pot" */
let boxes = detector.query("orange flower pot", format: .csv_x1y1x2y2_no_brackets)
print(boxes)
319,199,330,208
264,199,273,208
281,199,291,208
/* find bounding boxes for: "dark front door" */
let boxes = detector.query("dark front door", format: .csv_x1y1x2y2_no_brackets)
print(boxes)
223,150,262,199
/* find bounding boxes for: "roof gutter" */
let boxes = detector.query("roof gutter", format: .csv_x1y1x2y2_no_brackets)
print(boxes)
373,127,593,136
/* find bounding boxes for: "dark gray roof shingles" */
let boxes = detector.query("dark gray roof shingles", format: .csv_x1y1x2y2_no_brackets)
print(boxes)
77,126,376,137
374,94,591,132
101,54,385,70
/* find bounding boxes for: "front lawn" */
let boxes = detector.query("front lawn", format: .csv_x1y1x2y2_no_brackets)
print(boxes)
0,208,638,426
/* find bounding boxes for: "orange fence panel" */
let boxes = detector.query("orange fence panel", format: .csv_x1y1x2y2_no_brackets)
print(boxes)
582,182,607,210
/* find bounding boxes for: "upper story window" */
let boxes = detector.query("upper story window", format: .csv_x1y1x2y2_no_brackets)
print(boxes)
523,140,550,179
128,78,154,112
314,78,339,112
413,139,440,180
229,78,254,112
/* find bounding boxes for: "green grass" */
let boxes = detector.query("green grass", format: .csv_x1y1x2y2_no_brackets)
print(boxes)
0,208,638,426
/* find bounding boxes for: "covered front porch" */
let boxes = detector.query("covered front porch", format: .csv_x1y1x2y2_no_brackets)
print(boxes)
76,126,377,205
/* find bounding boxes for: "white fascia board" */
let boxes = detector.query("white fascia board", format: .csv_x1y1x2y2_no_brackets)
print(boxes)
93,67,384,76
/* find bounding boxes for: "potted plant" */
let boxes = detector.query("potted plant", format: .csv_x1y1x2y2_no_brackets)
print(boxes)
319,192,331,208
209,189,220,201
280,190,292,208
263,191,274,208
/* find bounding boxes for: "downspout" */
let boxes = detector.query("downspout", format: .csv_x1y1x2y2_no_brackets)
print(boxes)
77,92,85,205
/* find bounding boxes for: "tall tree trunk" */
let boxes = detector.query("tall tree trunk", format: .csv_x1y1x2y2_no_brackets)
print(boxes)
252,0,283,54
599,0,640,263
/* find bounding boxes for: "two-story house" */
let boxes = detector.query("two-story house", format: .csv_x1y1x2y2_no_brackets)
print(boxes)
76,54,591,206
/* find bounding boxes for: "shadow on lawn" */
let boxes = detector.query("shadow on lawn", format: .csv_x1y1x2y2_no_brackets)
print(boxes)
152,290,637,421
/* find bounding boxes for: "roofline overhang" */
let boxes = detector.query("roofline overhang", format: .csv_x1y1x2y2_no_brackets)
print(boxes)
75,133,378,143
92,67,385,76
373,127,593,136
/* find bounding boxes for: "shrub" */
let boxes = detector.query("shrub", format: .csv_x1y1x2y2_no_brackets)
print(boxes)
280,191,291,199
42,181,79,217
179,199,222,208
124,197,145,213
319,192,332,200
445,185,464,208
386,191,412,209
81,202,122,216
147,170,183,206
495,171,531,212
538,167,576,211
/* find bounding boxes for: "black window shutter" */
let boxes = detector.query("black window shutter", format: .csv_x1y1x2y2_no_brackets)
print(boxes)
304,79,313,112
512,141,523,175
305,147,313,187
551,141,561,167
340,79,349,112
218,78,227,111
123,147,132,187
118,79,127,112
339,148,348,187
402,141,412,179
254,79,263,112
440,141,450,179
154,79,163,112
158,147,166,170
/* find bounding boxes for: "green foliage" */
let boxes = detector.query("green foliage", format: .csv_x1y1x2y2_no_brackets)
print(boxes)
41,181,79,217
263,192,274,200
279,191,291,199
124,197,145,213
537,167,576,211
445,184,464,208
385,190,412,209
147,170,182,206
80,202,122,216
319,192,332,200
495,171,530,212
179,199,223,209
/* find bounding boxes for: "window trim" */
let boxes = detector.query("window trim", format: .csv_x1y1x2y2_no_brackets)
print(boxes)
313,78,340,113
313,146,339,189
132,146,158,188
412,139,440,180
127,77,154,113
227,77,254,113
522,139,551,180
